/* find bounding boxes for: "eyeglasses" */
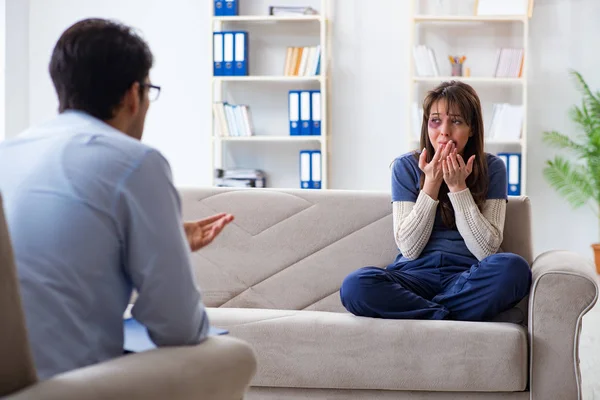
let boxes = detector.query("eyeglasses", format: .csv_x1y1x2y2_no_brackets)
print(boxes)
141,83,161,102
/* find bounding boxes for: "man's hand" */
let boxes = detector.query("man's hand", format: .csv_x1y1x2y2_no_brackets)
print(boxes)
184,213,234,252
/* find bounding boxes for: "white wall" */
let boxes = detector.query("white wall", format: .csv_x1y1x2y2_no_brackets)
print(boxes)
5,0,28,139
27,0,213,190
20,0,600,259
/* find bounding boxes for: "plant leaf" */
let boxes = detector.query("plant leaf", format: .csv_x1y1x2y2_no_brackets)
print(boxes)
543,156,595,208
570,70,600,120
542,130,587,156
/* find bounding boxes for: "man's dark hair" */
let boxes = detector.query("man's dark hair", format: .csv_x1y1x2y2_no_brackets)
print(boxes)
49,18,154,121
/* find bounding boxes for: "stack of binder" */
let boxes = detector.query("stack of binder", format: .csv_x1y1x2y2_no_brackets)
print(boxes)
497,153,521,196
215,169,266,188
289,90,321,136
299,150,322,189
213,31,248,76
214,0,238,16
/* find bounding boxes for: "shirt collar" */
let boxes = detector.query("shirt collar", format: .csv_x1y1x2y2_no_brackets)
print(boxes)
60,110,129,138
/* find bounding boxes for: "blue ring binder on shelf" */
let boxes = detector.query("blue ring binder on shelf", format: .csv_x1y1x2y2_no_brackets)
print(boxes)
497,152,521,196
214,0,238,16
289,91,301,136
299,150,322,189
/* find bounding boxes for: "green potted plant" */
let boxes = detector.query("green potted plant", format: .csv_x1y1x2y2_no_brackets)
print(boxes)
543,70,600,274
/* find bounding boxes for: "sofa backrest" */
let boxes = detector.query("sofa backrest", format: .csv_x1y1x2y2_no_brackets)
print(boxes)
180,188,532,312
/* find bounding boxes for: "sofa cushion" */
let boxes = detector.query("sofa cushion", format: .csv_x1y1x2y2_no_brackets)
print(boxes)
207,308,528,392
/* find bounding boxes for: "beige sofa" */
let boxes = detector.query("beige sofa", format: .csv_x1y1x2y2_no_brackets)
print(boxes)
181,187,599,400
0,194,257,400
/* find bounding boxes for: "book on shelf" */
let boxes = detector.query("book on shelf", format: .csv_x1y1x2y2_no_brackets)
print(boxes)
486,103,523,142
215,168,266,188
269,6,318,16
413,45,439,77
493,48,524,78
213,102,255,137
284,46,321,76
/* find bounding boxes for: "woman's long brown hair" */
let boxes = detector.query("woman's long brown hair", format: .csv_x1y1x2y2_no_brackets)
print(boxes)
416,81,487,228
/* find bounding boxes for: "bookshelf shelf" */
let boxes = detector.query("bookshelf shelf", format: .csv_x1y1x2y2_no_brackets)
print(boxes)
213,76,324,83
413,76,524,84
213,15,323,22
409,1,529,195
413,15,527,23
214,136,324,143
211,0,330,189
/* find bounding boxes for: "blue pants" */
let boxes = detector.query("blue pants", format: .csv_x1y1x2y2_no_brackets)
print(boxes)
340,252,531,321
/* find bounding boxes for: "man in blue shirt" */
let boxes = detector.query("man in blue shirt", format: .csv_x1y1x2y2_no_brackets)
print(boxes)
0,18,233,379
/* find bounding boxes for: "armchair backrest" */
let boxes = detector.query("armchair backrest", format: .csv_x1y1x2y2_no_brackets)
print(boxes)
502,196,533,265
0,195,37,396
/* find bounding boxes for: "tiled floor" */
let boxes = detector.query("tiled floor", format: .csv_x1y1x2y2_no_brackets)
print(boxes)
580,277,600,399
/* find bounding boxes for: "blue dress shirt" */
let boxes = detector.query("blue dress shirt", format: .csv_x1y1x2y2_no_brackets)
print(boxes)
0,111,209,379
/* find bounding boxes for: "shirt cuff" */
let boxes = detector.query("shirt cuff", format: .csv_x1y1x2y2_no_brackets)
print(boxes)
447,188,477,212
417,190,439,208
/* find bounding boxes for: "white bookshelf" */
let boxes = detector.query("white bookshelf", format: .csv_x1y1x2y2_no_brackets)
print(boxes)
408,0,530,195
210,0,330,189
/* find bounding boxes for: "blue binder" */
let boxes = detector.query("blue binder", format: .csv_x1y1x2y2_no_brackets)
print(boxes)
234,31,248,76
289,91,300,136
223,31,235,76
213,32,224,76
299,150,312,189
214,0,224,15
310,90,321,136
310,150,322,189
498,152,521,196
507,153,521,195
300,91,312,135
124,318,228,353
223,0,238,16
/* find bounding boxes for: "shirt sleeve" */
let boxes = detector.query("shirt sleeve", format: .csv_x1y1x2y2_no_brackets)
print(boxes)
486,155,508,200
391,155,421,203
393,193,438,260
390,154,438,259
449,189,506,260
115,149,209,347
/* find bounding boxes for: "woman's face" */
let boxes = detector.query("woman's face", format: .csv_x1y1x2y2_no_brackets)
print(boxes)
427,99,472,155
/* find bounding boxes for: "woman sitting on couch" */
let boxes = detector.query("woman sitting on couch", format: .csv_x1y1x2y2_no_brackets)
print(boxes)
340,80,531,321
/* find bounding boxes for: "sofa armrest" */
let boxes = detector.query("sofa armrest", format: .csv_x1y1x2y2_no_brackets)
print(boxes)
528,250,598,400
8,336,257,400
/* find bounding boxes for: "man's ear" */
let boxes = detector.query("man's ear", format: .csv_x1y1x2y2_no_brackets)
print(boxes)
122,82,141,116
